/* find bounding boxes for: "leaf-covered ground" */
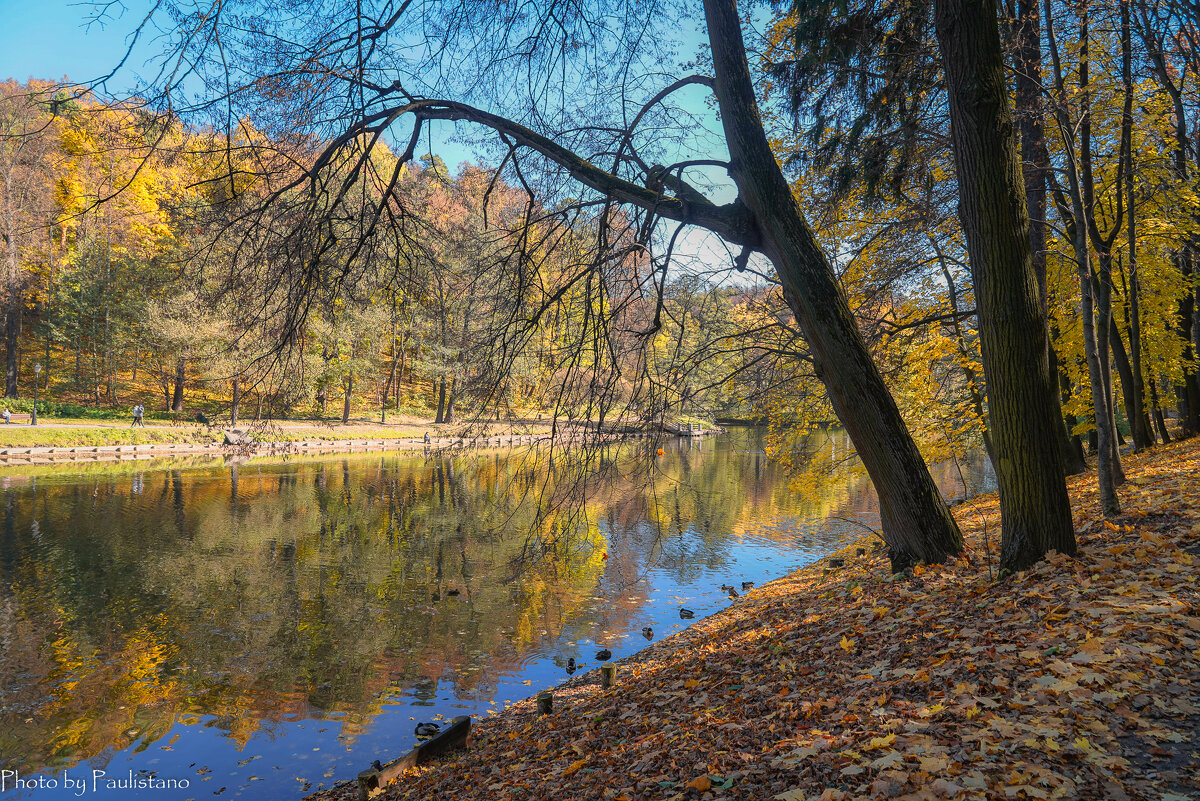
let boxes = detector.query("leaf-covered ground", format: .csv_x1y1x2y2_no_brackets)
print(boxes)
310,438,1200,801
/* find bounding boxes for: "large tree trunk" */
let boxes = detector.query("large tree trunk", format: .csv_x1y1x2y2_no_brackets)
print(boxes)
705,0,963,571
933,0,1074,572
1013,0,1086,476
342,371,353,424
171,355,186,413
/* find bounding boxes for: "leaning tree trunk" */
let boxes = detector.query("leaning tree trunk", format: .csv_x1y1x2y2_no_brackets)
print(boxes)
933,0,1075,572
705,0,963,571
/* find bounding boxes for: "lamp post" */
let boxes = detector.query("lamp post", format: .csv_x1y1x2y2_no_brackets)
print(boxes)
32,363,41,426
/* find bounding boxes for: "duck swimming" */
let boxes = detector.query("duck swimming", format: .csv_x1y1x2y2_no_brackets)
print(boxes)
414,722,440,740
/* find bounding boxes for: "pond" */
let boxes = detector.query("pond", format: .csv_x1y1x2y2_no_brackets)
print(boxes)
0,431,993,800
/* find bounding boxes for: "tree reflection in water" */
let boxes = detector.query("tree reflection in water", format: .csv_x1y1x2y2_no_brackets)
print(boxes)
0,431,992,799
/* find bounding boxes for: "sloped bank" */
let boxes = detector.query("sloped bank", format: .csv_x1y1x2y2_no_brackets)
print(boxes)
308,438,1200,801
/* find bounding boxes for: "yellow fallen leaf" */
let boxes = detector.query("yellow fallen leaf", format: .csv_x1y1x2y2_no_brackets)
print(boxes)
840,635,856,653
685,775,712,792
684,678,699,689
864,733,896,750
561,758,588,777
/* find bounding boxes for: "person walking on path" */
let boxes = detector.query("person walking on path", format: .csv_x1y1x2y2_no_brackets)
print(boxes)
131,404,145,427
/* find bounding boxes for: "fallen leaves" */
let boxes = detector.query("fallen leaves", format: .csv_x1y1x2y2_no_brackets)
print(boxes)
309,438,1200,801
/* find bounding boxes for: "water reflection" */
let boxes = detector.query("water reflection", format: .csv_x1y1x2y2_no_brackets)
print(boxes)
0,431,992,799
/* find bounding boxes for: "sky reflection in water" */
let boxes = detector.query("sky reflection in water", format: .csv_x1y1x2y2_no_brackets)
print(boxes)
0,430,994,799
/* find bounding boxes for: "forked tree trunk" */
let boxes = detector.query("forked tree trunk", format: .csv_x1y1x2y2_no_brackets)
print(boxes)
933,0,1075,571
705,0,963,571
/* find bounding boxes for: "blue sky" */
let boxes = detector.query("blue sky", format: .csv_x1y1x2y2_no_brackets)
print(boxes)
0,0,135,84
0,0,752,278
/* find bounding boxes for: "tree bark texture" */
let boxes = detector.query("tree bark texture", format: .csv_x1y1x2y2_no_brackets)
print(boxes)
1013,0,1086,475
705,0,964,570
933,0,1075,571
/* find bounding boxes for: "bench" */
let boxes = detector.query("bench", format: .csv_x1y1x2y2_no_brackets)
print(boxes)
4,414,30,424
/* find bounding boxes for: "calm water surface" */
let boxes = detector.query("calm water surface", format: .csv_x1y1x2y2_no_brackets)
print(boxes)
0,431,993,800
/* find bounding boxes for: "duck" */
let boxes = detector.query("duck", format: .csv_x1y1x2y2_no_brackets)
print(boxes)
414,722,440,740
727,587,740,598
595,649,612,661
679,608,695,619
641,626,653,639
566,657,577,673
719,584,733,593
741,581,755,591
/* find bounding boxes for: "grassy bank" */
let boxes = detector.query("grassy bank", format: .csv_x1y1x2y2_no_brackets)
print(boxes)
310,439,1200,801
0,415,557,449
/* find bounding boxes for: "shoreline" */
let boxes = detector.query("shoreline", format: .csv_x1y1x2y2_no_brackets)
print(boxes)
306,438,1200,801
0,422,721,465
